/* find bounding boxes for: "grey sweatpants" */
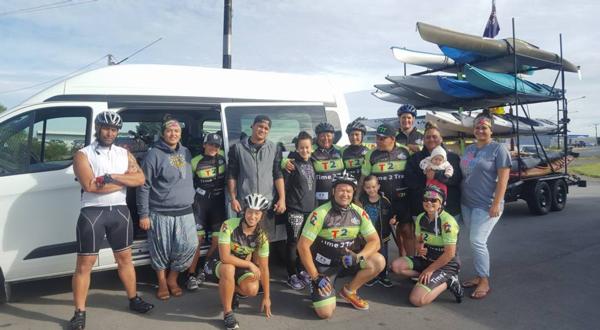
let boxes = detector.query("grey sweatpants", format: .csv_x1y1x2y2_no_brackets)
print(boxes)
147,211,198,272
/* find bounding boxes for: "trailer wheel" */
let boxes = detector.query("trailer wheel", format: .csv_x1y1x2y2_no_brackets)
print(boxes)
526,181,551,215
550,179,567,211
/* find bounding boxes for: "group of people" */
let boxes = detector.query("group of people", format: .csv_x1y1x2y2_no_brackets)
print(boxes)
69,104,511,330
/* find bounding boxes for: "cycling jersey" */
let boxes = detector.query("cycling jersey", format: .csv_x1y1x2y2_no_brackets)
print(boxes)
311,146,344,204
301,201,376,267
218,218,269,259
396,128,424,149
341,144,370,181
191,154,226,198
361,146,411,201
415,211,459,262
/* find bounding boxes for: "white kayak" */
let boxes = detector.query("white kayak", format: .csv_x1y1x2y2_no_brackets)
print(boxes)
391,47,457,73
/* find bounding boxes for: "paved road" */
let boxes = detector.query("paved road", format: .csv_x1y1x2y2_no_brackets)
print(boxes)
1,181,599,330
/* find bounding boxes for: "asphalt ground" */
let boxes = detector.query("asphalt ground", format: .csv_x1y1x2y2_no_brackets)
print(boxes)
1,179,599,330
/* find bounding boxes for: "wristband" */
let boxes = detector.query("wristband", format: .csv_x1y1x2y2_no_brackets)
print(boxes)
103,174,114,184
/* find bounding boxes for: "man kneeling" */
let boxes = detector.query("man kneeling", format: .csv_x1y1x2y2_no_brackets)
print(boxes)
207,194,272,330
298,172,385,319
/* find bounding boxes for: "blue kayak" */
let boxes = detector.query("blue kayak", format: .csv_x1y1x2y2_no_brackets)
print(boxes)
464,64,563,99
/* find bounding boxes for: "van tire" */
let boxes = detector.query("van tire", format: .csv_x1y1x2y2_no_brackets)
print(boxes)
550,179,567,212
525,181,551,215
0,268,9,304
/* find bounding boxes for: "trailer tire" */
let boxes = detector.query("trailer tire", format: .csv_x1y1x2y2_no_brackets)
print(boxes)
550,179,567,212
526,181,551,215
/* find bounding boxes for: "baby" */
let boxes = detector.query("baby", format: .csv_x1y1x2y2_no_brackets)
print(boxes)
419,145,453,195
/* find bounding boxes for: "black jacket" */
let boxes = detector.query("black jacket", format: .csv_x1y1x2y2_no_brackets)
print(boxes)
359,194,393,242
405,146,462,216
284,152,317,213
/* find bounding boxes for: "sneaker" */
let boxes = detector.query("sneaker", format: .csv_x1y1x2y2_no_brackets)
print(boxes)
196,270,206,284
298,271,312,287
232,293,240,310
186,273,199,291
129,295,154,313
224,311,240,330
446,275,464,303
286,274,306,290
364,278,378,287
339,286,369,310
69,309,86,330
378,276,393,288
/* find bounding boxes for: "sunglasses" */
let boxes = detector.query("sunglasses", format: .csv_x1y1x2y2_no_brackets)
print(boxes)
423,198,440,204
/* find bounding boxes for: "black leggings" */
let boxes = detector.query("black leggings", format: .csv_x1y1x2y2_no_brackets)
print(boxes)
285,211,309,276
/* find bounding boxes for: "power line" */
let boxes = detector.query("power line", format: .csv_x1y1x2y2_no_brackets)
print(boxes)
0,0,98,17
0,54,109,95
115,37,163,65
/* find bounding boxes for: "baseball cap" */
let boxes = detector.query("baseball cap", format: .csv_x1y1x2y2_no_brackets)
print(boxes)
376,123,396,137
204,133,222,147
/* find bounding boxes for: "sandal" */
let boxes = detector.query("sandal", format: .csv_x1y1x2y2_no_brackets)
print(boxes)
470,288,491,300
168,285,183,297
462,278,480,288
156,288,170,300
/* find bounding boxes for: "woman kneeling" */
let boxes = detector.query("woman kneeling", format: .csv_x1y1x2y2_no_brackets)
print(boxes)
391,185,464,306
208,194,272,330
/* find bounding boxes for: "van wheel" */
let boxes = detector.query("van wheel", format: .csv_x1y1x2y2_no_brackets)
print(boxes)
526,181,551,215
550,179,567,211
0,268,9,304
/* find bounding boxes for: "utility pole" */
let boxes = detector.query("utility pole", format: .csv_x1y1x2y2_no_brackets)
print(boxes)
223,0,232,69
594,123,599,145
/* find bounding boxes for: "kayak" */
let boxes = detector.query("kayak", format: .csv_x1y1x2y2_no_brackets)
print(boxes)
390,47,458,73
425,111,555,136
464,64,562,100
416,22,580,73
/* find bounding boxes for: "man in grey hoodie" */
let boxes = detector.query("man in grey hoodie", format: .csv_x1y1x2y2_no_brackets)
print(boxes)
227,115,286,239
137,115,197,300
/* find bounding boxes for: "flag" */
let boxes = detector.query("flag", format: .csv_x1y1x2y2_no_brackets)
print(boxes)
483,0,500,38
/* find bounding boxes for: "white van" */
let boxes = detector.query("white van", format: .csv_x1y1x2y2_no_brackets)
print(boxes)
0,64,350,302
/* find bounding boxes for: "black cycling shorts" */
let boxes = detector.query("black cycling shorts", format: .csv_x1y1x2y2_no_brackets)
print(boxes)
309,261,361,308
193,194,227,237
391,197,412,224
205,259,255,285
76,205,133,255
403,256,460,291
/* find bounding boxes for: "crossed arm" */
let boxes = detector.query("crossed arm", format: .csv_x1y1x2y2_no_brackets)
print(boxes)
73,151,145,194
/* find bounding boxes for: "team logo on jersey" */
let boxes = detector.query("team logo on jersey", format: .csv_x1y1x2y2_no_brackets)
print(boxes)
309,212,318,225
250,241,256,248
220,223,228,232
361,210,370,221
351,216,360,225
397,153,407,160
443,222,452,233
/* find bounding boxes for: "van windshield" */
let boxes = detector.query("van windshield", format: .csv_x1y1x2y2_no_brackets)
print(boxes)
224,105,327,151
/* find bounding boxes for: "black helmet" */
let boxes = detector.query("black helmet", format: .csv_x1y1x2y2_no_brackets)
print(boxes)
397,104,417,117
315,122,335,135
423,184,446,207
95,111,123,129
332,170,358,191
345,120,367,135
204,133,223,147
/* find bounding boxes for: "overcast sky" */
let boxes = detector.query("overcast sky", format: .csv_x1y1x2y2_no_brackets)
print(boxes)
1,0,597,135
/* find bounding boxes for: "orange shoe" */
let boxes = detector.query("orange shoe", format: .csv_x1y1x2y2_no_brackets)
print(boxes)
339,286,369,310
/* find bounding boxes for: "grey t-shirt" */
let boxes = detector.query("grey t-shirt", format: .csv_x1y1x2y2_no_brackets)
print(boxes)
460,141,511,210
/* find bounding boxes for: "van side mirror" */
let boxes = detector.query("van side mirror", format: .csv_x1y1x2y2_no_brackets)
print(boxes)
333,130,342,144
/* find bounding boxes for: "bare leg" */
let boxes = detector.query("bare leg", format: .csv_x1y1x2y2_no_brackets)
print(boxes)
218,264,236,314
409,283,447,307
206,235,219,259
399,223,415,256
72,255,98,311
237,277,259,297
346,253,386,291
155,269,169,299
390,257,419,278
187,235,204,274
167,270,182,296
114,249,137,299
314,303,336,319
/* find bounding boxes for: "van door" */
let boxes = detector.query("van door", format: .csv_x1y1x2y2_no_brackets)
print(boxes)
0,102,107,282
220,102,328,241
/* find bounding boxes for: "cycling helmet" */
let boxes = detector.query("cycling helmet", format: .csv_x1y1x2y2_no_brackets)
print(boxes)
243,193,270,211
345,120,367,135
332,170,358,191
315,122,335,135
423,184,446,207
95,111,123,129
397,104,417,118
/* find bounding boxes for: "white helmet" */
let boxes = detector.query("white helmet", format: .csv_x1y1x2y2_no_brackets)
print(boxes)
243,193,270,211
95,111,123,129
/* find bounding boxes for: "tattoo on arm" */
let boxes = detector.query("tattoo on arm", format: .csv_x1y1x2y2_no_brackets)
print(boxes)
127,152,140,173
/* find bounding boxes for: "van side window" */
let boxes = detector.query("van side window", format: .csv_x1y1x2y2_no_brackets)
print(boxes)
29,107,90,173
0,112,34,176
